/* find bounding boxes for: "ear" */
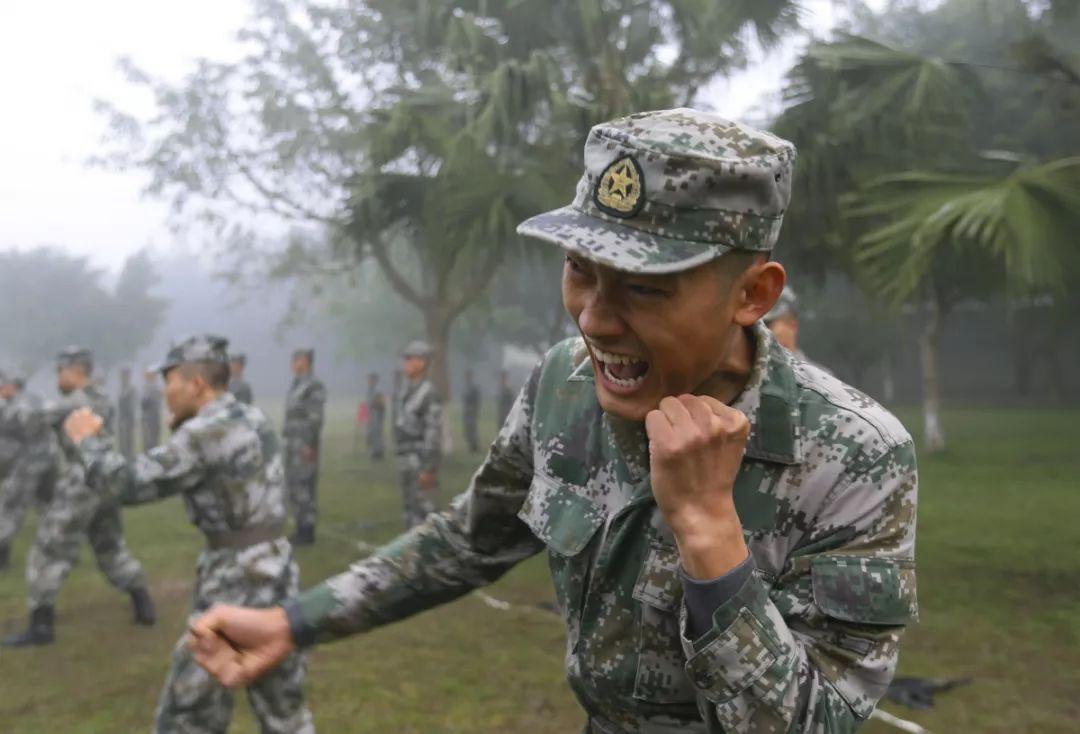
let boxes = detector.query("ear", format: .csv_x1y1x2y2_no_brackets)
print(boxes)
733,260,786,327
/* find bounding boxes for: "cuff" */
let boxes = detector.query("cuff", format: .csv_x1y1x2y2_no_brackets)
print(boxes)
283,584,337,648
680,553,755,640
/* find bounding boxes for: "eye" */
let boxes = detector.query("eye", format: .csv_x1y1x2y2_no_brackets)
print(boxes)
627,282,668,298
565,254,587,275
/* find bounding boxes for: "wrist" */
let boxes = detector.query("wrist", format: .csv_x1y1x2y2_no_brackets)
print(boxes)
667,505,747,580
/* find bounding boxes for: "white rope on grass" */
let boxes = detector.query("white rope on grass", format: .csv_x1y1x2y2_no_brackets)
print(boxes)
870,708,931,734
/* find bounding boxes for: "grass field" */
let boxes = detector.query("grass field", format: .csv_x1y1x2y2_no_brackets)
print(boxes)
1,400,1077,733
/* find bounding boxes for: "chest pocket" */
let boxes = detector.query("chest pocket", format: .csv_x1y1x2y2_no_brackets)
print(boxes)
631,537,698,705
518,472,604,631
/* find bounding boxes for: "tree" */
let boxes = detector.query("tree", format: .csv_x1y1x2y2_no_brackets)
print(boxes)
0,248,167,377
95,0,800,396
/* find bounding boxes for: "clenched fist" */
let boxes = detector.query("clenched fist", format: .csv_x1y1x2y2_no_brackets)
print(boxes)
645,395,750,579
64,407,104,445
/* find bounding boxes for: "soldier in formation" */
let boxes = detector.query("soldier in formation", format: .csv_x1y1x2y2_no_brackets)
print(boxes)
365,371,386,460
0,370,58,570
228,352,254,405
283,348,325,546
116,367,137,460
190,109,918,733
64,335,314,734
140,368,163,450
3,346,155,647
393,341,443,528
461,368,481,453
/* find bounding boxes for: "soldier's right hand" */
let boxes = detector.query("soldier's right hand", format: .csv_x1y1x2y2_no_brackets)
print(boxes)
187,604,294,688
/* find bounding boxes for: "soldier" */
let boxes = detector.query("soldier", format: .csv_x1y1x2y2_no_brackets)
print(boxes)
0,371,58,570
283,348,325,546
393,341,442,528
117,367,137,460
190,110,918,733
497,369,514,425
140,368,163,450
228,353,254,405
3,346,155,647
64,335,314,734
764,286,832,373
365,372,386,461
462,368,481,453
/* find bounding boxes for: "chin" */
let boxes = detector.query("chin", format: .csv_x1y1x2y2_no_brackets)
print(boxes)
594,387,655,422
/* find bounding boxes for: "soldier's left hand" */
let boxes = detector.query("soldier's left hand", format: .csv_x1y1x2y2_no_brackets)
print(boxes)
645,395,750,576
64,407,104,445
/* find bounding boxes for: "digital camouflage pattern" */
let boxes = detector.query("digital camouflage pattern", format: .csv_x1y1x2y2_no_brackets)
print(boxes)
392,377,443,528
289,324,918,733
283,372,326,530
78,391,313,734
25,383,146,609
517,108,796,274
141,379,163,450
0,389,58,551
229,378,254,406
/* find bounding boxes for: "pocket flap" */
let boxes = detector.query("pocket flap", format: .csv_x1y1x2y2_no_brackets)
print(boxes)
811,555,918,626
517,473,604,557
632,541,682,611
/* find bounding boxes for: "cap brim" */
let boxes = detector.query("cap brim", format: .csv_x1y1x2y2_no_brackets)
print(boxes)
516,206,733,275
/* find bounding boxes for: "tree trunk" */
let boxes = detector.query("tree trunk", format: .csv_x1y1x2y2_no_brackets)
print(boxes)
424,307,453,401
919,295,946,453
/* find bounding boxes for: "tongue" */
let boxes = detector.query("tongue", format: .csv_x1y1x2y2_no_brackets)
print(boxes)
608,361,647,380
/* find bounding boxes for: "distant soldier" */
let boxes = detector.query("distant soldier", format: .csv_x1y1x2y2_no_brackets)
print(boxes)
228,353,254,405
116,367,137,461
64,335,314,734
0,371,58,570
3,346,154,648
764,286,831,373
365,372,386,461
140,369,162,450
283,348,325,546
497,369,514,425
462,369,481,453
394,341,443,528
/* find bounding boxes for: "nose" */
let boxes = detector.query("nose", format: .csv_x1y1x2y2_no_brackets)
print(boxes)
576,289,624,343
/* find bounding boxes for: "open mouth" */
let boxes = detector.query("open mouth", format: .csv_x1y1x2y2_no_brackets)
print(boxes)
591,346,650,392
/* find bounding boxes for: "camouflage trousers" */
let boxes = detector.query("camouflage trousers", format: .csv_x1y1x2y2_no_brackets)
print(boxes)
397,451,438,529
0,457,55,548
285,440,319,530
26,471,145,609
366,422,385,460
154,538,314,734
463,411,479,453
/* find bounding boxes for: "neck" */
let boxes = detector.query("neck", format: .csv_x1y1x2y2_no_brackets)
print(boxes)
194,389,225,412
697,325,755,405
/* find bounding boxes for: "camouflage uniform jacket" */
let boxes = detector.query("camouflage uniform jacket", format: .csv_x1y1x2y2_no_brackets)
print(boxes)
0,391,58,469
79,392,287,535
48,385,115,461
283,375,325,448
0,396,23,474
229,378,254,406
392,378,442,472
289,323,918,732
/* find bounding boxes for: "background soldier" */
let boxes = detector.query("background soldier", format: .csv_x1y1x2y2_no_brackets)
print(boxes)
394,341,442,528
64,335,314,734
764,285,832,373
228,353,254,405
283,348,325,546
3,346,154,647
0,371,58,570
365,372,386,461
497,369,514,426
140,368,162,450
116,367,136,460
461,369,481,453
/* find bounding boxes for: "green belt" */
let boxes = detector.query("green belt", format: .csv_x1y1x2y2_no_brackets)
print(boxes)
205,523,285,551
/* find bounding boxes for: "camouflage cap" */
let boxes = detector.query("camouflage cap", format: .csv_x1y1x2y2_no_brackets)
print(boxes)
230,353,247,366
517,108,796,274
764,285,798,323
292,348,314,364
57,346,94,373
152,335,230,375
402,340,433,359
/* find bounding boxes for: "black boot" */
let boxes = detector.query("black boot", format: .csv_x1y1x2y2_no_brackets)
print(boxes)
0,543,9,570
2,606,55,647
130,587,156,627
291,524,315,547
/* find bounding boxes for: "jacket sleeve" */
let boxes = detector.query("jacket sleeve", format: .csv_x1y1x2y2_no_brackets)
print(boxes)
286,368,543,646
679,440,919,733
79,428,206,506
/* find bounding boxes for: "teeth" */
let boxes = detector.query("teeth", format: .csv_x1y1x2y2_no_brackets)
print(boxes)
591,347,644,366
602,362,647,388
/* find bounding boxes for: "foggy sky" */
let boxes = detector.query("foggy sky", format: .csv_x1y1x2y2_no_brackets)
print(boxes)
0,0,869,272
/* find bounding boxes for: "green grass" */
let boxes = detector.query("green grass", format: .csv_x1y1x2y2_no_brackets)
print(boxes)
1,402,1077,733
